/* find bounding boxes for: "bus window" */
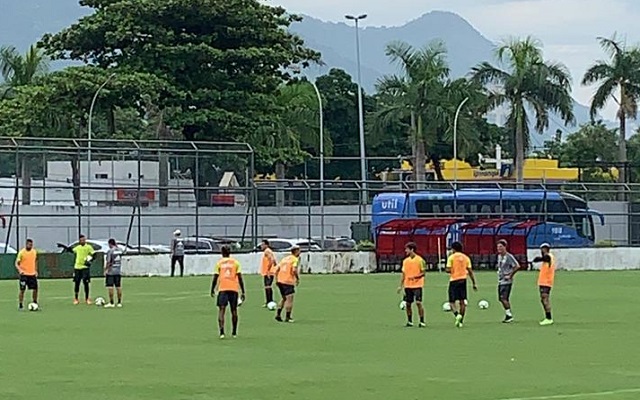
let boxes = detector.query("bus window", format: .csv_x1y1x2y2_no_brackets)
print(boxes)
547,199,573,225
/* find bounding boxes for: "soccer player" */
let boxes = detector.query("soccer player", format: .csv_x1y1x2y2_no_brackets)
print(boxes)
260,239,276,307
533,243,555,326
72,234,95,305
274,246,301,323
15,238,38,310
496,239,521,323
170,229,185,277
446,241,477,328
104,238,123,308
210,245,245,339
397,242,426,327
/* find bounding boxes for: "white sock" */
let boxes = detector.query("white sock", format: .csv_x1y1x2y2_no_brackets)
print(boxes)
506,309,513,317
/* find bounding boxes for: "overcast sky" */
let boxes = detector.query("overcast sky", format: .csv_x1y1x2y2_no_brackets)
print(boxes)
272,0,640,120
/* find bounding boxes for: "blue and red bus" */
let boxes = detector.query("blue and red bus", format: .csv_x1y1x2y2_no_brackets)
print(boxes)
371,190,605,248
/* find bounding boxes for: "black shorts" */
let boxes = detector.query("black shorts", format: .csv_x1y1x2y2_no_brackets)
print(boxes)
498,284,513,301
19,275,38,290
404,287,423,303
539,286,552,295
277,283,295,297
263,275,274,287
217,291,239,309
73,268,91,283
448,279,467,303
105,275,122,288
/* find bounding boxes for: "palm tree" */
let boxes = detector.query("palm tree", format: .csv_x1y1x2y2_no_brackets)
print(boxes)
0,44,49,205
582,35,640,184
472,37,575,184
371,40,449,184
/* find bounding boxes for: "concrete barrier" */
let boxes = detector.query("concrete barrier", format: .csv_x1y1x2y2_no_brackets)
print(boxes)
121,251,377,277
115,247,640,277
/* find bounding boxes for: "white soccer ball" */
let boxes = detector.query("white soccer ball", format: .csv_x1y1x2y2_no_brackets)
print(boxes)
237,298,243,307
28,302,39,312
267,301,277,311
478,300,490,310
95,297,106,307
442,302,452,312
399,300,407,310
464,299,468,306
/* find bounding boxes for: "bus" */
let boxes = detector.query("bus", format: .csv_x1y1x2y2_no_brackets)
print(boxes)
371,190,605,248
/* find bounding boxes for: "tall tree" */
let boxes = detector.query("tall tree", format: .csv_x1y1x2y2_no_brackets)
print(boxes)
0,44,50,204
472,37,575,184
41,0,320,204
582,35,640,184
371,40,450,183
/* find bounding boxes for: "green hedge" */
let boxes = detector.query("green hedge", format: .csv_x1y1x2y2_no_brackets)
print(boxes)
0,253,105,280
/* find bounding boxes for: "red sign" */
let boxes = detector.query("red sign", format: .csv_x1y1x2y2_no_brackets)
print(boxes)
116,189,156,202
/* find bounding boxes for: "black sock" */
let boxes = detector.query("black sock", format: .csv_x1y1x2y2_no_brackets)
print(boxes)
232,319,238,335
407,315,413,323
83,282,90,300
19,303,23,308
454,311,459,317
276,308,282,317
545,311,552,320
285,311,292,320
420,316,424,323
265,288,273,303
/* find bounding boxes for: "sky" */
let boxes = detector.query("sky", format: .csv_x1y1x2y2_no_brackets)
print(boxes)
271,0,640,120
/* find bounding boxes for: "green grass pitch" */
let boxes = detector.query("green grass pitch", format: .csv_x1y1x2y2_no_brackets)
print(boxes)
1,271,639,400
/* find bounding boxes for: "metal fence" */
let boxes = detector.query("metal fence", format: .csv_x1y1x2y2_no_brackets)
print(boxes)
1,137,640,251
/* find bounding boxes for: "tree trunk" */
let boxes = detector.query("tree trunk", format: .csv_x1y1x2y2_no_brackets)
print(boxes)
514,107,525,188
415,115,426,189
158,152,169,207
618,113,627,185
410,111,417,183
21,156,31,205
430,154,444,181
275,162,285,206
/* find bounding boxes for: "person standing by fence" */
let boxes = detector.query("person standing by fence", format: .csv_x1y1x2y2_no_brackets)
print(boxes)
170,230,185,277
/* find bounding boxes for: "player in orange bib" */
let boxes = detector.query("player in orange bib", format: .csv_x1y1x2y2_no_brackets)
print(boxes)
446,241,477,328
260,240,277,307
15,238,38,311
533,243,555,326
397,242,426,327
274,246,301,323
210,245,246,339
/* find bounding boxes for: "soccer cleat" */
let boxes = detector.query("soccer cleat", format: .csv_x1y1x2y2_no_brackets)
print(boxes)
86,299,93,305
73,299,80,305
219,334,225,339
539,319,554,326
285,319,295,323
418,322,426,328
502,316,514,324
275,316,283,322
455,314,463,327
116,303,123,308
405,322,414,327
104,303,115,309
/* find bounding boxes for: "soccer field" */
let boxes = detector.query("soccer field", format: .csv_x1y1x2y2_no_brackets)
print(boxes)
1,271,639,400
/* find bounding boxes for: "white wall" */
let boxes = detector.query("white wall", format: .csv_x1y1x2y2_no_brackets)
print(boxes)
121,251,376,277
526,247,640,271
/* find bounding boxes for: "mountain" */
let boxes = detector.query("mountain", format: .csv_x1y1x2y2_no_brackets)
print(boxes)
292,11,595,146
0,2,599,144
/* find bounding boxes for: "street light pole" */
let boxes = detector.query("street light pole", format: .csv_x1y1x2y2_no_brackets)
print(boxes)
309,81,325,245
345,13,368,205
453,97,470,187
87,72,116,237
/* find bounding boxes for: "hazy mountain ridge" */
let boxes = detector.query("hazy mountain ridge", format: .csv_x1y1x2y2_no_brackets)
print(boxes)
0,2,600,144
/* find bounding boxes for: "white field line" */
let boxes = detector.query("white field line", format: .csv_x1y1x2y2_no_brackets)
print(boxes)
496,387,640,400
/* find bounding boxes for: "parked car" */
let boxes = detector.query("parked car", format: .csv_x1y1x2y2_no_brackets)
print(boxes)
182,237,221,254
139,245,172,254
188,235,241,250
57,240,137,254
254,238,322,252
313,236,357,251
0,243,18,254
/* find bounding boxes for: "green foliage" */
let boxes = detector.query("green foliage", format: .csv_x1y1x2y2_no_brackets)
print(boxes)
355,240,375,252
0,45,49,99
40,0,321,168
472,36,575,183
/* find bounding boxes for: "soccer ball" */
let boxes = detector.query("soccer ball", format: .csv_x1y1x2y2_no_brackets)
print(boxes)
28,302,39,312
267,301,277,311
478,300,490,310
442,302,452,312
464,299,468,306
237,298,244,307
399,300,407,310
95,297,106,307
